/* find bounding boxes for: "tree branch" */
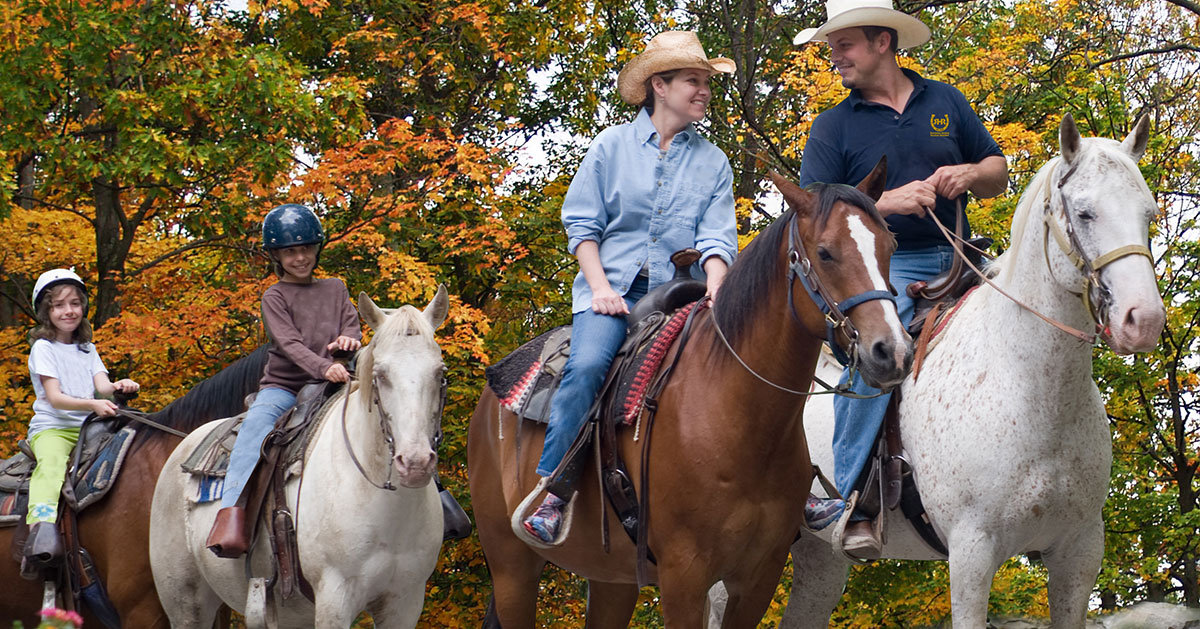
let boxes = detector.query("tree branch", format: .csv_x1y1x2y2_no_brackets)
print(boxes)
1089,43,1200,69
125,235,234,276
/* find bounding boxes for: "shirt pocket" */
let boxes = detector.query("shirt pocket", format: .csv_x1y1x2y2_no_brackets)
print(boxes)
671,183,711,228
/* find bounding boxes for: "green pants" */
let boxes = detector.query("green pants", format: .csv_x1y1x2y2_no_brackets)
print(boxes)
27,427,79,525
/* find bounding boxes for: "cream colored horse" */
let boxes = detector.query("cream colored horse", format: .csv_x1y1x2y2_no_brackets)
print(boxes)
150,288,449,628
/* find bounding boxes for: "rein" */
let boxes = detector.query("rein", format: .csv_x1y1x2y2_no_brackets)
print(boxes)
709,213,894,398
116,408,188,438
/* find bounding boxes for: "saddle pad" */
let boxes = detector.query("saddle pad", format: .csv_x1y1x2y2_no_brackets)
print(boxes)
486,303,698,427
608,302,698,426
485,325,571,423
68,426,137,511
911,285,980,381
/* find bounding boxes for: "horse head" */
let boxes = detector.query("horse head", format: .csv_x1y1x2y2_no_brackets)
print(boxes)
771,158,913,390
1052,113,1165,354
356,285,450,488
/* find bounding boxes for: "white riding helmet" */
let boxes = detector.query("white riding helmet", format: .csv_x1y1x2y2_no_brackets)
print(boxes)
32,269,87,311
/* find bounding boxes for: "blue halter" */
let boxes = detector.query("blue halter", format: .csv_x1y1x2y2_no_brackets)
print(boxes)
785,214,896,368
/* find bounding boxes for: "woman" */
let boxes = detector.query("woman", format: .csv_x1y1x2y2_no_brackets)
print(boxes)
523,31,739,543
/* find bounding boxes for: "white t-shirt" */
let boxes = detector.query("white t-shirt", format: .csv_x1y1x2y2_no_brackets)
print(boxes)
28,339,107,437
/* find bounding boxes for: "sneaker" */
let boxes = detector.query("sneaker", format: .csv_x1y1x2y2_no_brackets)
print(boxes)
805,495,845,531
522,494,565,543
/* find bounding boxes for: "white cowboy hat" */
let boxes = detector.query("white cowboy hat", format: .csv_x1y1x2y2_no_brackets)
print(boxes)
793,0,931,50
617,31,736,105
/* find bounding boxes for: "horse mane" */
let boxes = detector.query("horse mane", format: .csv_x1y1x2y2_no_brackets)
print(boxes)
131,344,270,451
991,136,1146,285
715,183,887,347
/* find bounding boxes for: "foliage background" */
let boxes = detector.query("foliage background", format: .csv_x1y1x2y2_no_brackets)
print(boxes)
0,0,1196,626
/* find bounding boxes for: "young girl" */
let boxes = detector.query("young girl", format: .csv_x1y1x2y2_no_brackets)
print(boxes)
24,269,139,567
205,203,361,558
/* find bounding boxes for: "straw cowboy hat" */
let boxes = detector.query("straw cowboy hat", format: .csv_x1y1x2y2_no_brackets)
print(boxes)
793,0,931,50
617,31,736,105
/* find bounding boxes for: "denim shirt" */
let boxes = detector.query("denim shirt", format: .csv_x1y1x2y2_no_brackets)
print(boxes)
562,108,738,314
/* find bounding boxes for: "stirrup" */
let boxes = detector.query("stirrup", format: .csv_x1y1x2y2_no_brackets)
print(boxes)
829,491,877,564
510,477,577,550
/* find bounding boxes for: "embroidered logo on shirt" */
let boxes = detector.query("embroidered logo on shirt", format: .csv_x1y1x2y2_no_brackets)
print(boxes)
930,114,950,137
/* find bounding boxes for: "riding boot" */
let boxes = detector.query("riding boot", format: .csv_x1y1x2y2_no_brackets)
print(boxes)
206,506,248,558
23,521,63,567
842,519,882,559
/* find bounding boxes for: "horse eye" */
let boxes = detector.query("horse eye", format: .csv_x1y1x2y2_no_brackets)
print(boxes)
1077,210,1096,221
817,247,834,262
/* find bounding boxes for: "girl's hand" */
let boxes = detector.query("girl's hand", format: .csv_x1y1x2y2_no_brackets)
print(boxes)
327,336,362,353
112,379,139,394
91,398,119,417
591,286,629,316
324,363,351,383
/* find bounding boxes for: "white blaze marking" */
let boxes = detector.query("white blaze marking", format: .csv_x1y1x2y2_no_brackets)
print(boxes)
846,214,906,341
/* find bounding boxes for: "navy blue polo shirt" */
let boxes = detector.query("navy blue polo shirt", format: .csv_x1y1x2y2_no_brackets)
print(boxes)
799,68,1003,251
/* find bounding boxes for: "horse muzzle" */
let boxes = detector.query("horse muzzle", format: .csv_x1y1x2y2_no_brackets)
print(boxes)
392,450,437,488
1102,299,1165,355
856,334,914,391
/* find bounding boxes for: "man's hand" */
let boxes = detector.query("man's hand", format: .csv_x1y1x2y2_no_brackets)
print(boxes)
877,180,935,217
925,163,977,200
591,285,629,316
324,363,352,383
327,336,362,353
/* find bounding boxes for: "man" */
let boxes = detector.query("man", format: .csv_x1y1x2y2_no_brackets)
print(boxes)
795,0,1008,558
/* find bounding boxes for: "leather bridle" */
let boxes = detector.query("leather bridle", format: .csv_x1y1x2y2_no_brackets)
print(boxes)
1042,160,1154,338
340,368,448,491
709,210,897,398
785,213,897,369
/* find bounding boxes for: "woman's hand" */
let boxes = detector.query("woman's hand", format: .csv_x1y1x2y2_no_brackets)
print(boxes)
703,256,729,303
324,362,352,383
327,336,362,353
591,286,630,316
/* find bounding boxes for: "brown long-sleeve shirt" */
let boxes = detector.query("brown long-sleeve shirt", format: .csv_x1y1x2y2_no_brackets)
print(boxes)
259,278,361,394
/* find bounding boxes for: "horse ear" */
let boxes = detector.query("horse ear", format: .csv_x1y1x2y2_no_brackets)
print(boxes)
1060,113,1081,164
769,171,814,216
358,292,387,330
1121,114,1151,162
424,284,449,331
855,156,887,202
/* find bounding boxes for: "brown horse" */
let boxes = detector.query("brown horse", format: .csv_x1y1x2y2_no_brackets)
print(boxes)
0,346,268,628
468,164,914,627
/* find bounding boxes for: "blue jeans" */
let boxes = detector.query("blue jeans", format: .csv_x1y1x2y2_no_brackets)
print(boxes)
832,245,954,501
221,386,296,508
536,276,649,477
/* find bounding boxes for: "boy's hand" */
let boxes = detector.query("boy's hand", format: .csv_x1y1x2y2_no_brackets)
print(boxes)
327,336,362,353
92,399,119,417
324,363,351,383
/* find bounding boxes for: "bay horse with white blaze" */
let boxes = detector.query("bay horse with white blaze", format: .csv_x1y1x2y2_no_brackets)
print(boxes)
468,163,914,627
0,345,269,627
750,114,1163,628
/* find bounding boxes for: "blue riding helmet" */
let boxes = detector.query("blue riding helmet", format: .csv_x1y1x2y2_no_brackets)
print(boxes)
262,204,325,251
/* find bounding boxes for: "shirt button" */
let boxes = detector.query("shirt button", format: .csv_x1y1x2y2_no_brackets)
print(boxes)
894,115,900,120
657,181,662,187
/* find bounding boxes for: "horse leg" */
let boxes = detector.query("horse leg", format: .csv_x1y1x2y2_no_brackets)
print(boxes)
366,593,425,629
478,541,547,627
1042,517,1104,629
583,579,639,628
779,531,850,629
718,554,793,629
946,527,1006,627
